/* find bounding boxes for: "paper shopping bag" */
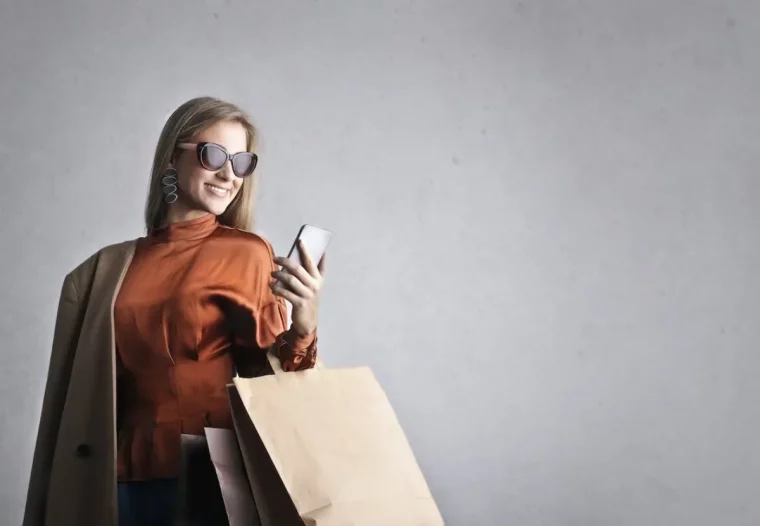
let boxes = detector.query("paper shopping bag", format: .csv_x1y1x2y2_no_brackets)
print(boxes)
228,354,444,526
204,427,261,526
228,385,304,525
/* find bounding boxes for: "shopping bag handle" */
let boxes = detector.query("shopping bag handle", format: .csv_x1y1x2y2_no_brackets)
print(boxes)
266,351,284,375
266,351,325,374
233,350,323,378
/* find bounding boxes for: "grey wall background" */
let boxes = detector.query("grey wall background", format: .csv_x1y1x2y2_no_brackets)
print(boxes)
1,0,757,524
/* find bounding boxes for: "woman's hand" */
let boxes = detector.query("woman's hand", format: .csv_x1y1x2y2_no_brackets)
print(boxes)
270,240,326,337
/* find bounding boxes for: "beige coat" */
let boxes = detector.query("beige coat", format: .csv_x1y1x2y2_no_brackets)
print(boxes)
23,240,137,526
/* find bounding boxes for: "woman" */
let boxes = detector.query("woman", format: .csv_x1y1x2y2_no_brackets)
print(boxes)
23,97,324,526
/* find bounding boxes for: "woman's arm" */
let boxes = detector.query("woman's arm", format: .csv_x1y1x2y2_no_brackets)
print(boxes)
269,239,325,337
225,234,323,373
268,238,325,370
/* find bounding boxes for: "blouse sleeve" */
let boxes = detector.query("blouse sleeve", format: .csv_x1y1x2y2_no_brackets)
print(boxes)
226,233,318,372
258,298,318,372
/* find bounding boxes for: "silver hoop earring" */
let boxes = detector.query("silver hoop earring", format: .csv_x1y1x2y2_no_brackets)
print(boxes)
162,168,178,204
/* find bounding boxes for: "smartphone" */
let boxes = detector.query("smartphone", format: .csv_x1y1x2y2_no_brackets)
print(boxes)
282,224,331,273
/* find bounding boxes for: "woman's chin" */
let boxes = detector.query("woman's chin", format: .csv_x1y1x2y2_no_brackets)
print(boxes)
202,201,229,216
178,190,233,217
187,194,228,215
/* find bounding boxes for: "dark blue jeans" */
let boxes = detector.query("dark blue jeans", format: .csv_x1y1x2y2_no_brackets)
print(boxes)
118,478,179,526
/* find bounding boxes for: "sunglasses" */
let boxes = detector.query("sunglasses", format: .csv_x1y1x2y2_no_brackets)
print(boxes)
177,142,258,178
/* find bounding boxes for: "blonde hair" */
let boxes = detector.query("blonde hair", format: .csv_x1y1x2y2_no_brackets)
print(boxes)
144,96,259,233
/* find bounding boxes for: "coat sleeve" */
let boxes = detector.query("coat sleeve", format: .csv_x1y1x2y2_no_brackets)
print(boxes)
23,274,84,526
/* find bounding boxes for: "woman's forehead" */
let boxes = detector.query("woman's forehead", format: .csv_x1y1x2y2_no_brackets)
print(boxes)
194,120,248,150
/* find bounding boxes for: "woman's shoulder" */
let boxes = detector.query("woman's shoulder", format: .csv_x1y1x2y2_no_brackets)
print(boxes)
212,225,276,261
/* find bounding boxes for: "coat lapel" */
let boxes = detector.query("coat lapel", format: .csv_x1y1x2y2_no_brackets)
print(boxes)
45,241,135,526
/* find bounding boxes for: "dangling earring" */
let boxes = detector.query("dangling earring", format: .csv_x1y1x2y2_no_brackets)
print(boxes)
162,168,178,203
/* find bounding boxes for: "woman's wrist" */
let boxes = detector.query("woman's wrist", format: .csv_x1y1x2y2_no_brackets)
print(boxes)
290,324,316,338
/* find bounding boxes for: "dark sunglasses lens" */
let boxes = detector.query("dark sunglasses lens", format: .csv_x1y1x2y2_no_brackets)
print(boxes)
200,144,227,170
232,153,257,177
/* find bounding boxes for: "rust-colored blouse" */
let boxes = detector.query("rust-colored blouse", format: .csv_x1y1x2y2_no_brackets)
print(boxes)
113,213,317,482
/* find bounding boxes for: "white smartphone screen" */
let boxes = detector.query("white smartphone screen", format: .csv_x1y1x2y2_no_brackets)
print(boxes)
285,224,331,270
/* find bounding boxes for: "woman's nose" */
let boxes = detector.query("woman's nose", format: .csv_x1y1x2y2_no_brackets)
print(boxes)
216,162,235,181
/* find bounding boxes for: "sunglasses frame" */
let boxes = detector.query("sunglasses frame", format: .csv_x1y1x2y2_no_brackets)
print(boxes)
177,142,258,177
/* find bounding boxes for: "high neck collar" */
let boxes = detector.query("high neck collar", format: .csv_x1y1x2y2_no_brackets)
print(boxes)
150,213,218,242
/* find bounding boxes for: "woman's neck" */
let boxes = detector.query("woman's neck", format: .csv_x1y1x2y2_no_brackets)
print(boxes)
150,210,217,242
164,201,211,226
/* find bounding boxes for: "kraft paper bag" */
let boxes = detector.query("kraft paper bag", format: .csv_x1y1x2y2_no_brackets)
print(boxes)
204,428,261,526
228,354,444,526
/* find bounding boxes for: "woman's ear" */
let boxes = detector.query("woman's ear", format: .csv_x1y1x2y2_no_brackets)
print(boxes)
168,146,180,166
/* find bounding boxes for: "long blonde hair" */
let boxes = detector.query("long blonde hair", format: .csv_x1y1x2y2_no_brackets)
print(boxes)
144,96,259,233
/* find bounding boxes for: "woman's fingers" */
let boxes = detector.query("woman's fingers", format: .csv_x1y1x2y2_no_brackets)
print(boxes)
297,241,321,279
272,242,327,299
274,258,321,292
271,270,312,299
270,282,305,307
274,242,322,280
317,252,326,276
273,259,314,288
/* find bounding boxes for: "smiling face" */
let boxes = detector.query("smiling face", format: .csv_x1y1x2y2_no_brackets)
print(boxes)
169,120,249,221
